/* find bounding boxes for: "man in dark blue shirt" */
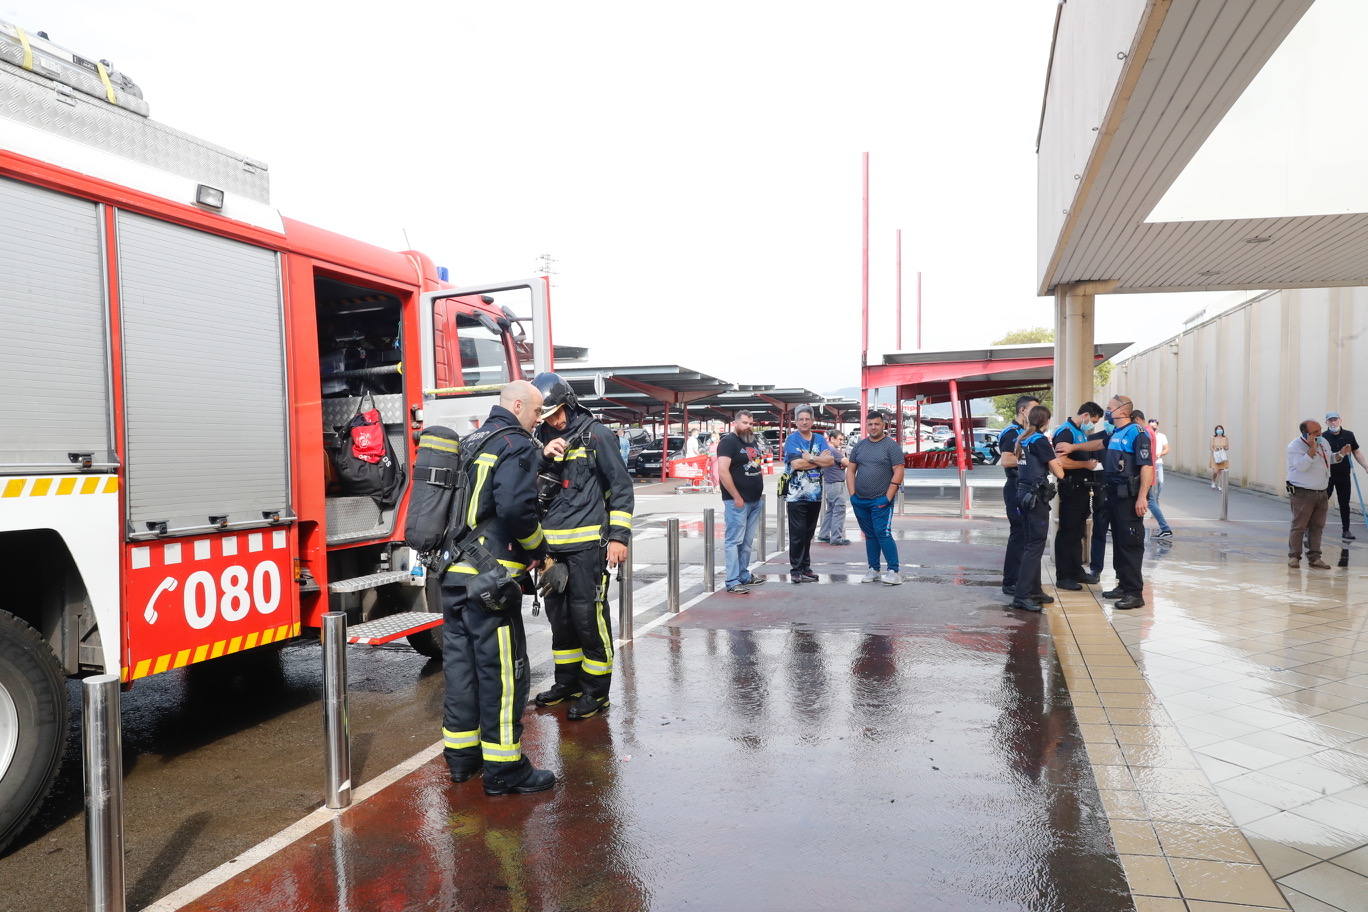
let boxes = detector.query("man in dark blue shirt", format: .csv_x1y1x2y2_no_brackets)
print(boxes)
998,395,1040,596
1056,394,1152,609
1051,402,1104,590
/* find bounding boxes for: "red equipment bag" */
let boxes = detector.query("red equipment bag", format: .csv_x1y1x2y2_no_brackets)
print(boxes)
348,394,386,463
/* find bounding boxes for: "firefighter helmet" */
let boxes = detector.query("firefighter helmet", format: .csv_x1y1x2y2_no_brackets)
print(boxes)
532,371,580,419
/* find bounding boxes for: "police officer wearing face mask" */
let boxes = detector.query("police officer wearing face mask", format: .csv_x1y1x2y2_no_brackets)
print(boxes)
1321,412,1368,541
998,396,1040,597
1055,395,1152,609
1051,403,1104,591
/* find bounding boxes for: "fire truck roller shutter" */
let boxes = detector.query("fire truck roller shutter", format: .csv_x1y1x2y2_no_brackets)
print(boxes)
0,179,114,473
117,213,292,538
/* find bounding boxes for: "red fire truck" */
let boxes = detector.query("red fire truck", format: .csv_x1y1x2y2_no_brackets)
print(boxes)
0,23,553,850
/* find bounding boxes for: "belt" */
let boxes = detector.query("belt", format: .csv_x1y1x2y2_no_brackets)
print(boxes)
1289,484,1327,495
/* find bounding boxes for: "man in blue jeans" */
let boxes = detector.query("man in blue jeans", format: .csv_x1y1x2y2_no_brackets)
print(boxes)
715,410,767,593
847,410,905,585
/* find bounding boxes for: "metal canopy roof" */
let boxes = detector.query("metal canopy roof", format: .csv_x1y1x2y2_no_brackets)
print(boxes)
1037,1,1359,294
863,342,1130,407
553,365,734,420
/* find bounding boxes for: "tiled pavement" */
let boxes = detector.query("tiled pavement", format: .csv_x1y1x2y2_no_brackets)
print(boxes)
1042,473,1368,912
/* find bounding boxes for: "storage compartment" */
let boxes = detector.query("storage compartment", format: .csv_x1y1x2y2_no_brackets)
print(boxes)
314,276,408,544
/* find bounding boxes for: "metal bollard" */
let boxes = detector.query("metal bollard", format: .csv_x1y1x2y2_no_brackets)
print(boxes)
703,507,716,591
777,495,786,551
618,538,634,639
322,612,352,810
1220,469,1229,521
667,518,681,612
759,495,767,557
83,674,125,912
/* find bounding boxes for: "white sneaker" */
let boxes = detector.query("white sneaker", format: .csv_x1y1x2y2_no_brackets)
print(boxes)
861,569,880,583
880,570,903,585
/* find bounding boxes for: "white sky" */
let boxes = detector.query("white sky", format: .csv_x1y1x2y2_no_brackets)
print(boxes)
4,0,1290,393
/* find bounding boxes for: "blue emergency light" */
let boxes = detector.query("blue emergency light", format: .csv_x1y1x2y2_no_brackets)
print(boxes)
437,266,449,282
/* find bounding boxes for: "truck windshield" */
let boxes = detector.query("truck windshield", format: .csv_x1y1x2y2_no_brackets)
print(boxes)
456,314,510,387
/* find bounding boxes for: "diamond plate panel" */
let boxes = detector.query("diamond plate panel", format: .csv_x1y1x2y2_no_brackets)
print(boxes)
346,611,442,645
0,58,269,203
322,394,407,430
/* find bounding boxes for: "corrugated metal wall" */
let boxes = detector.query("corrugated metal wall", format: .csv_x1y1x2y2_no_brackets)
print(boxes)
1103,288,1368,496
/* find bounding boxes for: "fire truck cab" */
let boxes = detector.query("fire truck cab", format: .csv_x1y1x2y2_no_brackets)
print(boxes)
0,22,550,851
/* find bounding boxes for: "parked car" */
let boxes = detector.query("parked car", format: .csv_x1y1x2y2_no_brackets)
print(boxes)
625,427,654,463
929,426,953,442
632,436,686,477
972,429,1001,465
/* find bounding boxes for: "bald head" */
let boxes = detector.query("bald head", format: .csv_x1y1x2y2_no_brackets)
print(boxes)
500,380,544,431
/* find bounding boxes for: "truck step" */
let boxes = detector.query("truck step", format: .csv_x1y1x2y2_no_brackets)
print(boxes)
328,569,413,594
346,611,442,646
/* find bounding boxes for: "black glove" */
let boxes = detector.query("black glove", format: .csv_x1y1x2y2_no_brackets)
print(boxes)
537,560,569,597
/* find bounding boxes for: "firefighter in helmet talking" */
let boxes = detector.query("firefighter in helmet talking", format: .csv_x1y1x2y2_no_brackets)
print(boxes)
531,371,634,719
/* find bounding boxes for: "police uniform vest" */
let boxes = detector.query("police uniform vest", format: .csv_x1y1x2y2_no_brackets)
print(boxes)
1104,423,1145,479
1055,420,1092,484
1017,432,1052,487
1000,422,1025,476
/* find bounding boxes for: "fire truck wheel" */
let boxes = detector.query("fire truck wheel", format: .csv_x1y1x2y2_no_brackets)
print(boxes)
406,629,443,660
0,610,68,855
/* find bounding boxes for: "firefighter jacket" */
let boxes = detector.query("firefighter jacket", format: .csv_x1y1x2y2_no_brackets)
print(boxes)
447,405,547,580
536,411,635,552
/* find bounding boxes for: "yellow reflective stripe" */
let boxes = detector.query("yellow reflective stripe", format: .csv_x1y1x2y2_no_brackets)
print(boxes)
446,559,528,575
544,524,602,545
15,27,32,70
562,447,589,460
517,527,545,549
609,510,632,528
95,61,117,103
593,571,614,672
474,453,499,465
582,657,613,676
419,437,461,454
466,457,495,528
553,649,584,665
498,626,513,746
480,741,522,761
544,531,601,545
443,727,480,748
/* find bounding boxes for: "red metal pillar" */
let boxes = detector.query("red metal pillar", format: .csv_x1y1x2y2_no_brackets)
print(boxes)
916,270,923,350
661,403,669,483
860,151,869,436
914,401,922,453
895,229,902,351
895,388,904,448
950,379,969,517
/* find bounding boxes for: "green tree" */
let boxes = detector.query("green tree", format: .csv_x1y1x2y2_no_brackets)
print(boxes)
989,327,1112,423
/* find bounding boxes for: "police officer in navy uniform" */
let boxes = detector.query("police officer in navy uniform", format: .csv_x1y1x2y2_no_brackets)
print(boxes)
1057,394,1151,610
1051,402,1104,590
441,380,557,795
1010,404,1066,612
998,395,1040,597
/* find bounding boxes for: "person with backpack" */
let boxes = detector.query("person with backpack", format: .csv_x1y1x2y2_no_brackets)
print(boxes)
530,372,635,721
423,380,556,795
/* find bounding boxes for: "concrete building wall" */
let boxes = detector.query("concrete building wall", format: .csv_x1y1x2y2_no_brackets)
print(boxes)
1103,288,1368,497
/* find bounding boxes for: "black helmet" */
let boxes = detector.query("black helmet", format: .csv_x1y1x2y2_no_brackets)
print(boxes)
531,371,580,419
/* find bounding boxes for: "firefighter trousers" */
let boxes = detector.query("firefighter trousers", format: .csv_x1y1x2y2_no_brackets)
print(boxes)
441,582,531,777
545,546,614,700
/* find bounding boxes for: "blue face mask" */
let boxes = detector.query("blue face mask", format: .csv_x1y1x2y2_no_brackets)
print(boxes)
1103,409,1113,423
1079,421,1096,433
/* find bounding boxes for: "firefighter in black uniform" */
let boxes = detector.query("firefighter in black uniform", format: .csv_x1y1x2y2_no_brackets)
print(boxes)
441,380,556,795
530,372,634,720
999,395,1041,597
1051,402,1104,590
1056,394,1151,610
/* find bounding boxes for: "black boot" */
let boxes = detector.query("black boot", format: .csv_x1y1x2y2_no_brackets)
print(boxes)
534,682,582,707
446,758,483,783
567,692,610,720
1009,598,1042,613
1344,528,1356,541
1102,587,1124,599
484,760,557,796
1114,594,1145,610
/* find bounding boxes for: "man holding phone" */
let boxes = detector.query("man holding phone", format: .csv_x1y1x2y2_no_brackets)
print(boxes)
1286,418,1349,569
847,410,905,585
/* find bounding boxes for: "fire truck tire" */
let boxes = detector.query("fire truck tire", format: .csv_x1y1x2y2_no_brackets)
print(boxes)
0,610,68,855
406,629,442,660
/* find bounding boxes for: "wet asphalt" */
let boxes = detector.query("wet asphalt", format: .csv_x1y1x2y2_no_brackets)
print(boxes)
0,481,1139,911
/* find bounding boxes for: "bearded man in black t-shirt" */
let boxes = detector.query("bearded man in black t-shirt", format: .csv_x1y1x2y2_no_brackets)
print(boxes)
715,410,768,593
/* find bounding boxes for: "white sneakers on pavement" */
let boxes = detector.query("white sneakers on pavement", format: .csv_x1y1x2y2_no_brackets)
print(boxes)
861,569,880,583
880,570,903,586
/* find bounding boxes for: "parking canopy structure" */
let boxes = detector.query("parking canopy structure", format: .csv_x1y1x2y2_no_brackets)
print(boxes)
555,365,733,481
862,342,1128,514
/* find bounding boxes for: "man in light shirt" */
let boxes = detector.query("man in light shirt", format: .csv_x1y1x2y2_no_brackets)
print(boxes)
1286,419,1351,569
